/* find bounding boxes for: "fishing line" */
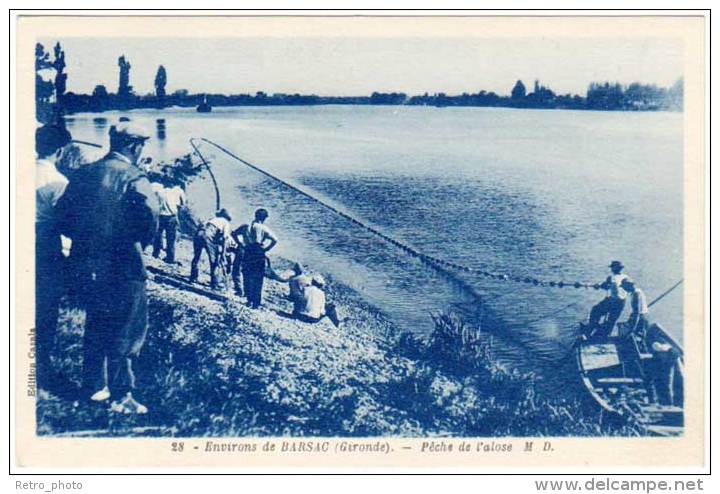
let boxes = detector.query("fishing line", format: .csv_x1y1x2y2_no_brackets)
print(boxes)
191,137,600,292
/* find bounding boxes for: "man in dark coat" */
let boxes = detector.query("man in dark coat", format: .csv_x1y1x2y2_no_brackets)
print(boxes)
56,123,159,414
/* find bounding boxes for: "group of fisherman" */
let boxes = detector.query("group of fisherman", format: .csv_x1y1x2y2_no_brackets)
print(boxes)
34,116,679,416
34,120,338,415
151,184,340,325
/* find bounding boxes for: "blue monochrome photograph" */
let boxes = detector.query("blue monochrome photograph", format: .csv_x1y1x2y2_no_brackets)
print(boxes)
32,30,688,440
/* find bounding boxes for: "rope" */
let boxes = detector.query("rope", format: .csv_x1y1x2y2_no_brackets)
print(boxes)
190,137,635,293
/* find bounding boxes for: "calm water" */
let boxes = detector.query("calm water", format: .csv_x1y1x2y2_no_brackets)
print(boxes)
65,105,683,363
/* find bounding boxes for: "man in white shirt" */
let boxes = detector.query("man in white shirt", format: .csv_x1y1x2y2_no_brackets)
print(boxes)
288,263,312,310
241,208,278,308
35,123,72,389
190,208,232,289
588,260,629,338
152,179,186,264
620,278,650,337
294,275,341,327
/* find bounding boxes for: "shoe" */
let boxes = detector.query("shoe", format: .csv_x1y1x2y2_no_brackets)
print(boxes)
90,386,111,402
110,393,148,414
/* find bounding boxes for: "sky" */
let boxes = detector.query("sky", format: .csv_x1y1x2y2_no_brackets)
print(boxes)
40,37,684,97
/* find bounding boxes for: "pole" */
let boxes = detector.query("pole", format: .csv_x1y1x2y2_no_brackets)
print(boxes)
189,138,222,212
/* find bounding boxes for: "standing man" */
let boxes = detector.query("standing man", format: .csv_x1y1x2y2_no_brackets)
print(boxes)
242,208,278,309
152,179,186,264
56,123,159,414
35,123,72,390
189,208,232,290
587,260,629,338
229,223,250,296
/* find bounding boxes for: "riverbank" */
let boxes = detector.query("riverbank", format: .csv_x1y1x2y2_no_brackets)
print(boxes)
36,236,642,437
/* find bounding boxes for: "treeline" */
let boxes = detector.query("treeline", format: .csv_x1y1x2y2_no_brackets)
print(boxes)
57,81,683,115
36,41,683,121
57,79,684,115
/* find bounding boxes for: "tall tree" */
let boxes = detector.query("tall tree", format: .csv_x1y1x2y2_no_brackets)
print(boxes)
34,44,54,104
154,65,167,98
511,80,526,100
118,55,132,97
52,42,67,103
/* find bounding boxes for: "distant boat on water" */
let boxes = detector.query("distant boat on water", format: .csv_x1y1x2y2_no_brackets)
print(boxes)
197,96,212,113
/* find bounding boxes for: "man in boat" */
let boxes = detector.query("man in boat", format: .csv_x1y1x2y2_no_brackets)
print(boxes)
619,278,650,342
35,123,72,390
55,123,159,413
645,325,683,406
152,177,186,264
586,260,629,338
189,208,233,290
242,208,278,309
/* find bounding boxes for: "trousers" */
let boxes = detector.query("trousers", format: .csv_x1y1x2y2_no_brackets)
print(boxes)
82,279,148,397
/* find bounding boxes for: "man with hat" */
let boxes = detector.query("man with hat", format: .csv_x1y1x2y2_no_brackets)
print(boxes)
56,122,159,413
587,260,629,338
35,123,72,389
190,208,233,290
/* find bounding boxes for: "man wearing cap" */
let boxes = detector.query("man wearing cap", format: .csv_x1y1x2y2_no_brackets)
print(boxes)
587,260,629,338
190,208,233,290
55,123,159,414
35,123,72,389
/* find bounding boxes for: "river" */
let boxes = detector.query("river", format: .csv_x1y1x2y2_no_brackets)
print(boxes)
64,105,684,364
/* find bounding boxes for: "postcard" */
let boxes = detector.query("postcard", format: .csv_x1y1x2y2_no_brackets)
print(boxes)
13,12,707,469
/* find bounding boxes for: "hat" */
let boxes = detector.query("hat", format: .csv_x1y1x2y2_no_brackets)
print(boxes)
216,208,232,221
312,274,326,287
36,124,72,157
609,260,624,270
109,122,150,148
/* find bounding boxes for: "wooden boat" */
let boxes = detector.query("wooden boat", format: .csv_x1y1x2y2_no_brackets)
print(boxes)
576,323,684,436
196,96,212,113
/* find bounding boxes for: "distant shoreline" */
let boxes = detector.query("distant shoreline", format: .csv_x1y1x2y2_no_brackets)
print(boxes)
56,98,682,116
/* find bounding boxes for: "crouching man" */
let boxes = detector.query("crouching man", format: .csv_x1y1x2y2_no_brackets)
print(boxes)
293,275,341,328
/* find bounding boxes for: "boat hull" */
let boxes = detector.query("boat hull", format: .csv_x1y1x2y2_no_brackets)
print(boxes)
576,324,684,436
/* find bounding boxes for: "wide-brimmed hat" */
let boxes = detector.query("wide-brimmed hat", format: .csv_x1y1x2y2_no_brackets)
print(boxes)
216,208,232,221
609,260,624,270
